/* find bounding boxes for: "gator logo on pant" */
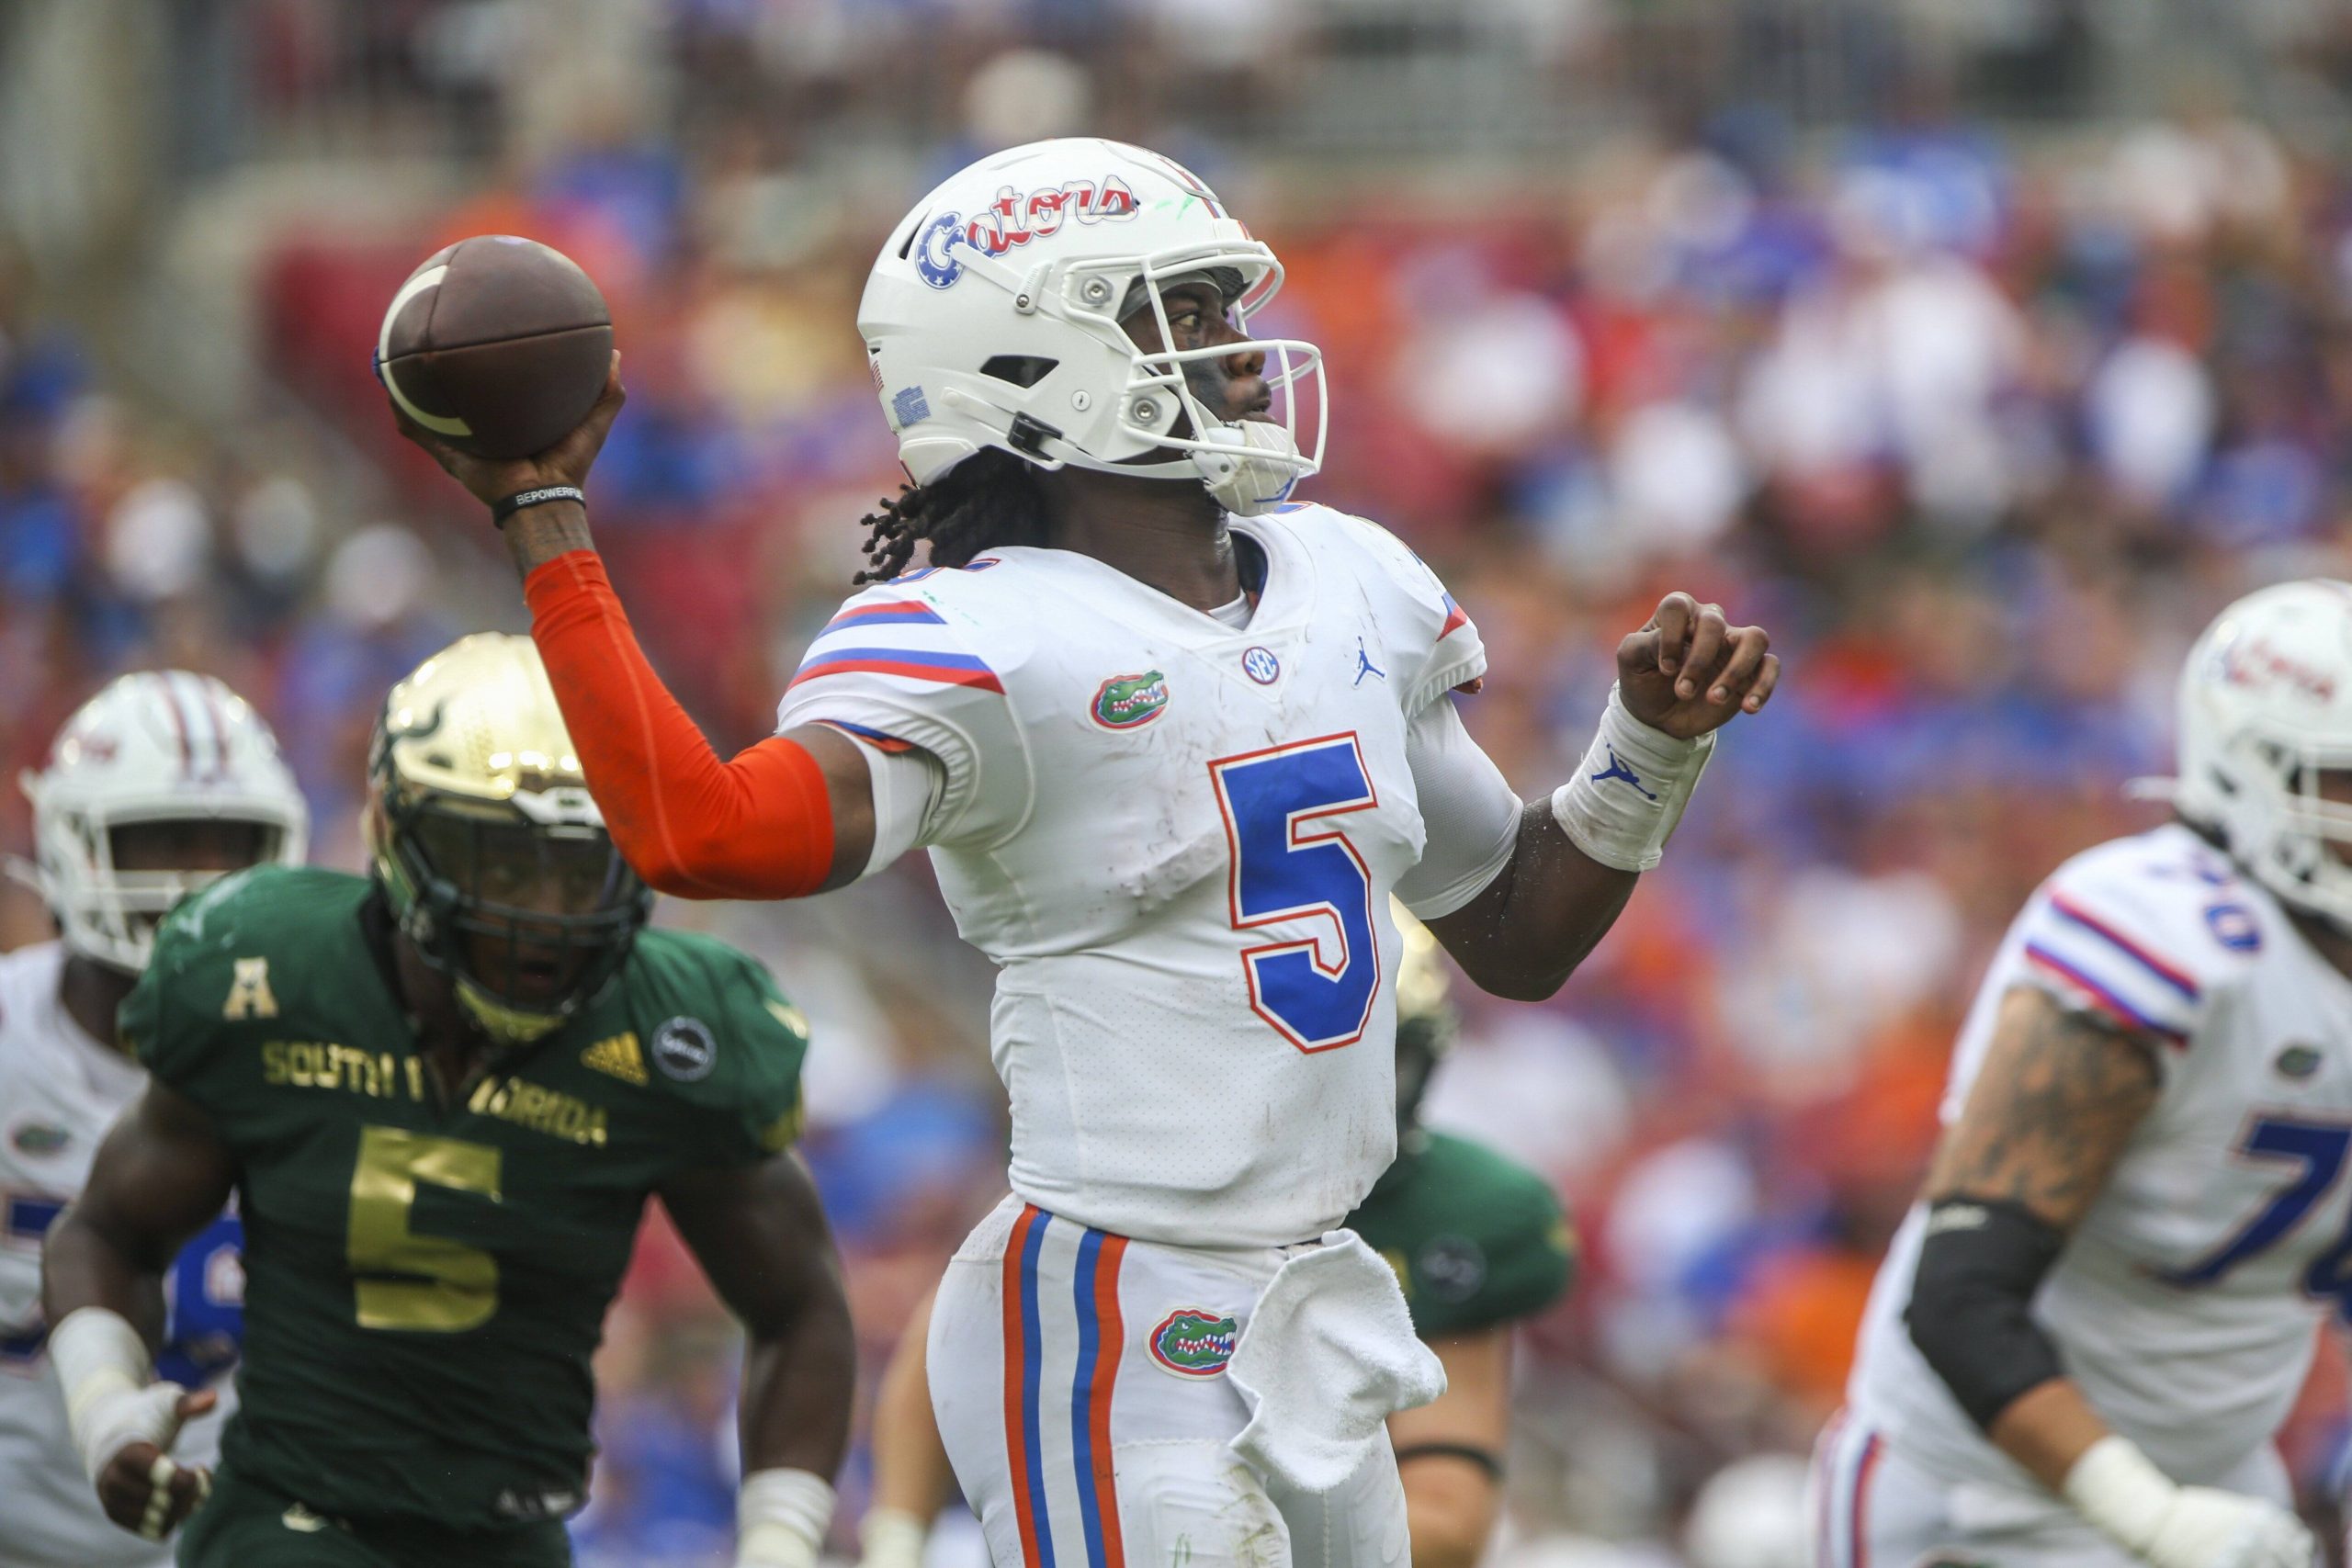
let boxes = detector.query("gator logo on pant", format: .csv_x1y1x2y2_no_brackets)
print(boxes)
1091,671,1170,730
1148,1307,1237,1377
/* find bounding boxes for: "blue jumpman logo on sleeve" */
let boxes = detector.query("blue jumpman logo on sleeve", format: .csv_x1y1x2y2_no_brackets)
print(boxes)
1354,637,1386,685
1590,744,1658,801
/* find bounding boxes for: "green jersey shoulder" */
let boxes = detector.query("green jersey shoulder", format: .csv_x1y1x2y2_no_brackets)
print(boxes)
1348,1130,1576,1340
128,864,809,1164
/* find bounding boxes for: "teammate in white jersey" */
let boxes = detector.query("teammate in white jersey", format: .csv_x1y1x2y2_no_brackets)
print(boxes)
1825,580,2352,1568
395,138,1779,1568
0,671,306,1568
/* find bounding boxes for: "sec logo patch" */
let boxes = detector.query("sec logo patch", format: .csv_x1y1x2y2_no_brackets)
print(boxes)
652,1017,717,1082
1241,647,1280,684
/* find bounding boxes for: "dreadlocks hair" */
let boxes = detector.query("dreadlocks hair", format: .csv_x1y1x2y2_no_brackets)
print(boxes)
854,447,1054,584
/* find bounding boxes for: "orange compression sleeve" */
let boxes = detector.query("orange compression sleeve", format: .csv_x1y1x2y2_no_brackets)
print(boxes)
522,550,835,899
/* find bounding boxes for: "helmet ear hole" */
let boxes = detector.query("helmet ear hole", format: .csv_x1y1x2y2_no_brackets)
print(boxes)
980,355,1057,389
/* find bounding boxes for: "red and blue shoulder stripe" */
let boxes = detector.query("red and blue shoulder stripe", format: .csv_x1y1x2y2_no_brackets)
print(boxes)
788,645,1003,694
820,599,948,632
2046,893,2200,1001
2022,943,2190,1047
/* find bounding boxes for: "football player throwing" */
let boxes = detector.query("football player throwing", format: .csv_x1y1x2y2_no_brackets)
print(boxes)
398,139,1775,1568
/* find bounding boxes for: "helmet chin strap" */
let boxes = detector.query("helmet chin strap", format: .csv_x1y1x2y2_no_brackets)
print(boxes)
453,972,566,1046
1191,422,1302,516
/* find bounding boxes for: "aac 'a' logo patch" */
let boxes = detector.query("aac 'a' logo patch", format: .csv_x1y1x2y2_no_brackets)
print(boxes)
651,1017,717,1082
222,957,279,1021
1091,670,1170,730
1148,1308,1238,1378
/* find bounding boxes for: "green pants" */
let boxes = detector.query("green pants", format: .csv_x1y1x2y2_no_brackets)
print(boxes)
176,1463,571,1568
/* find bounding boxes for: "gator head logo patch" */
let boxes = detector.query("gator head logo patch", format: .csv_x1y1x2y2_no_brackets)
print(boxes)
8,1121,70,1158
1148,1308,1237,1377
1091,671,1170,731
2277,1043,2324,1080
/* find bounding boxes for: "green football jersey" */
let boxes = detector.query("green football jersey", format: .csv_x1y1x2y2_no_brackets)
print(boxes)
1347,1130,1576,1340
121,865,810,1533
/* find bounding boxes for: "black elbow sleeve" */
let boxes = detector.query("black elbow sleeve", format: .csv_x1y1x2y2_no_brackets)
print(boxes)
1904,1197,2068,1432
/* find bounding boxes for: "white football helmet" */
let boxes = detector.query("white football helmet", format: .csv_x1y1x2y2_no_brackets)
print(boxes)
859,137,1326,515
17,671,309,972
2167,580,2352,928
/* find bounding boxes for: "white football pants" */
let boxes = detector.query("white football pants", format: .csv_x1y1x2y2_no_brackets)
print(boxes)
1809,1409,2292,1568
929,1196,1412,1568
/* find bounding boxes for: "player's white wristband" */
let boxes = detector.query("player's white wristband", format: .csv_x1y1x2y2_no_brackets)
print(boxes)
1549,684,1714,873
2064,1436,2178,1556
860,1506,931,1568
737,1468,836,1568
2067,1434,2317,1568
47,1306,185,1483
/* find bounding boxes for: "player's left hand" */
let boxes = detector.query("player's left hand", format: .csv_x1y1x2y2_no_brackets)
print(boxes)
94,1387,215,1540
1616,592,1778,740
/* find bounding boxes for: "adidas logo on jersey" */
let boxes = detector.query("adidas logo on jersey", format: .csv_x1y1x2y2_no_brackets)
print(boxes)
581,1031,648,1086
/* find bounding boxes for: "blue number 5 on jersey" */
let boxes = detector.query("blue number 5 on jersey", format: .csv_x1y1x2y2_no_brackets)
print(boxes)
1211,733,1381,1053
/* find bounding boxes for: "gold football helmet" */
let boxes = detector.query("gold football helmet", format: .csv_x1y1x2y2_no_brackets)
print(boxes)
366,634,649,1044
1392,899,1459,1135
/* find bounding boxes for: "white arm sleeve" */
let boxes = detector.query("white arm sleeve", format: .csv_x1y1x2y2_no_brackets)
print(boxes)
1395,696,1523,919
858,740,948,878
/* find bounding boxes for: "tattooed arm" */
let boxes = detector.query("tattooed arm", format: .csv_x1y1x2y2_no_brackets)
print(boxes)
1913,986,2163,1491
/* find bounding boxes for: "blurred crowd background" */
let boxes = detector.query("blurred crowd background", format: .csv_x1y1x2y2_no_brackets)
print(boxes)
12,1,2352,1563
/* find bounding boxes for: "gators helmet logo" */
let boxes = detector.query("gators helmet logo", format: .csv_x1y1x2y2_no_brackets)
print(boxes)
1091,671,1170,731
1148,1308,1237,1377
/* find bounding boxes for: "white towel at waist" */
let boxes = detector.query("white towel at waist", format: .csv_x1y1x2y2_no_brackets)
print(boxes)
1226,1228,1447,1494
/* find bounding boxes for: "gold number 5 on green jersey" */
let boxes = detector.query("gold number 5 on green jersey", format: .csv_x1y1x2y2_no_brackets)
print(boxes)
349,1126,503,1333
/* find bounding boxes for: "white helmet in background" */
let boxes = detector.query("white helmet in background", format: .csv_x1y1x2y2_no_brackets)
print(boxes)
17,671,309,972
2169,580,2352,929
859,136,1326,515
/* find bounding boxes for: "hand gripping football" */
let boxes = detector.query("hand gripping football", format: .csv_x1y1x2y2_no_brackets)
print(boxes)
377,235,612,459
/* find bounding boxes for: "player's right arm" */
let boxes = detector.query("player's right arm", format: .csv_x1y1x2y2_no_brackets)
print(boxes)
1910,986,2312,1568
40,1078,236,1544
662,1149,857,1568
393,363,883,900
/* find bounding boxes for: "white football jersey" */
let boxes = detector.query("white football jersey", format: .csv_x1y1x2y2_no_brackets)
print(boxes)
0,942,238,1568
778,502,1488,1247
1849,822,2352,1500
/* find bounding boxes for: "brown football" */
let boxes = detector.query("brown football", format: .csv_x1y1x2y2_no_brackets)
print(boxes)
377,235,612,459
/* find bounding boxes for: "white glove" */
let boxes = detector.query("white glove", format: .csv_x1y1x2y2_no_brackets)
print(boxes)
47,1307,209,1540
2064,1436,2315,1568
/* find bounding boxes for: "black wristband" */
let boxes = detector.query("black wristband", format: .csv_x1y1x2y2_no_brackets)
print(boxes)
490,486,586,527
1392,1441,1505,1481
